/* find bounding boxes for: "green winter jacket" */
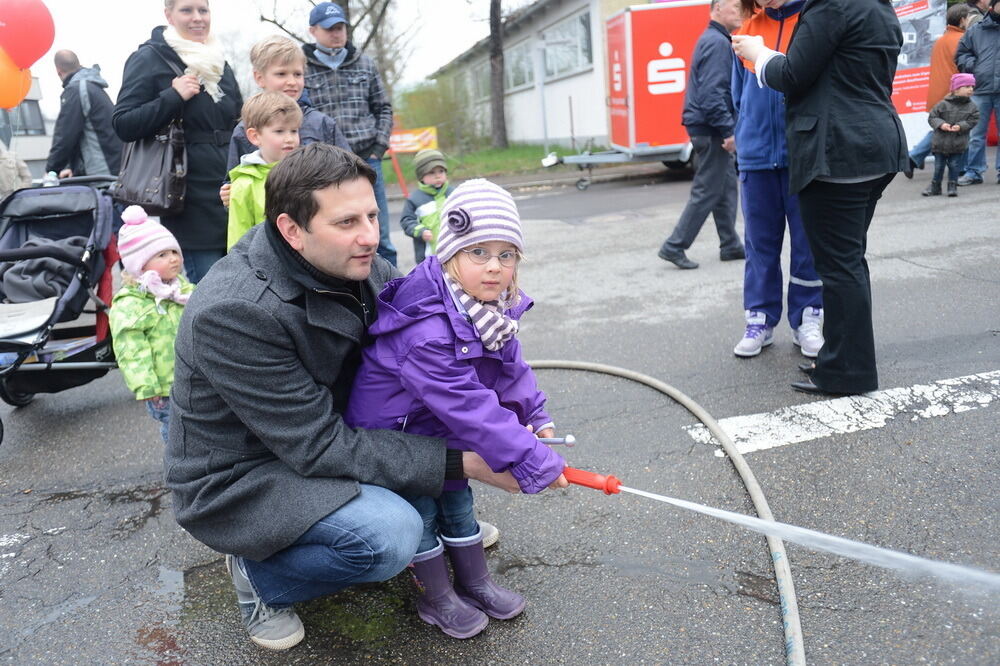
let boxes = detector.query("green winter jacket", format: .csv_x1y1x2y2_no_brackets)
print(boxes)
399,181,453,252
227,151,275,251
110,277,194,400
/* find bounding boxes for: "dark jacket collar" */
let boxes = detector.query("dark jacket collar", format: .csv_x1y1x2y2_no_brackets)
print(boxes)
248,223,374,337
709,20,733,41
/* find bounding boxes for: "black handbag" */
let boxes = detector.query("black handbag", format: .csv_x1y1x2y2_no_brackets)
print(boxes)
110,47,187,216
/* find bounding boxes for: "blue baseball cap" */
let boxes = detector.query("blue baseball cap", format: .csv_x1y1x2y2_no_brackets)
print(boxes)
309,2,348,28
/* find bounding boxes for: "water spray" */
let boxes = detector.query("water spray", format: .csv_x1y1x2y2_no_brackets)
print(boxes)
562,466,1000,593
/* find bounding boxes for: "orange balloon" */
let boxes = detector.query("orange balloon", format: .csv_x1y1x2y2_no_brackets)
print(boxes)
0,47,31,110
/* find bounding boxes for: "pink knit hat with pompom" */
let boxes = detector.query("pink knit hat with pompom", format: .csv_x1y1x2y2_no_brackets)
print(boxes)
117,206,182,277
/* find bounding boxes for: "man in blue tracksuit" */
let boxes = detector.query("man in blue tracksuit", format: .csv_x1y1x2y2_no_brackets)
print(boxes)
730,0,823,359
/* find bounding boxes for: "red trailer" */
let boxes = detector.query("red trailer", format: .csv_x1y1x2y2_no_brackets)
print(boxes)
543,1,711,189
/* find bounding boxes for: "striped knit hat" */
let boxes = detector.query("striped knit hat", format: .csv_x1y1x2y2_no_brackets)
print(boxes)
436,179,523,264
117,205,182,277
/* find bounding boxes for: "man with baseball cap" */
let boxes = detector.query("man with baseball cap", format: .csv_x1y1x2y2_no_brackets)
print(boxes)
303,2,398,265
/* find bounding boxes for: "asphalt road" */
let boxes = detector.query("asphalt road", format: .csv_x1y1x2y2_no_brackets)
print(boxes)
1,163,998,665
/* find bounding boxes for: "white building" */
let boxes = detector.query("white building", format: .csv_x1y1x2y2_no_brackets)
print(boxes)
1,78,52,179
432,0,641,149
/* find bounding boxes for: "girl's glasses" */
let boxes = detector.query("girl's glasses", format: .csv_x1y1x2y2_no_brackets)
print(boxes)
460,247,520,267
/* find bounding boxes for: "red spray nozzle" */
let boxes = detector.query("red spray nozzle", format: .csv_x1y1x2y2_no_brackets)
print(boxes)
563,466,622,495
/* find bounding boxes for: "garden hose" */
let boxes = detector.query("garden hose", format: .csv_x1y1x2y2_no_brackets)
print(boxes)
529,359,807,666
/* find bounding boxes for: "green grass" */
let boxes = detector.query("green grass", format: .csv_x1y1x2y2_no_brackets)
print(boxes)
383,142,608,186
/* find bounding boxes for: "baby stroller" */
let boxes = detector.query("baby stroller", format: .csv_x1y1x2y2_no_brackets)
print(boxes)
0,176,119,444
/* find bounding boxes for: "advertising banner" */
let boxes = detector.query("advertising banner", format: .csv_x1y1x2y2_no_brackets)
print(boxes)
891,0,946,146
389,126,439,153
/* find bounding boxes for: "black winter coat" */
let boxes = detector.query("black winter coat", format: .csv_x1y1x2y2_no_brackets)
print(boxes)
46,66,122,176
113,27,242,251
956,14,1000,95
761,0,908,194
928,95,980,154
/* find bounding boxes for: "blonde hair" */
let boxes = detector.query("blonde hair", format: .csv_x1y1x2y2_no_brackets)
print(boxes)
442,251,523,309
241,91,303,132
250,35,306,74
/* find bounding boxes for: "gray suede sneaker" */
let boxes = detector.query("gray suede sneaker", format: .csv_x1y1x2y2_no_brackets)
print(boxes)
226,554,305,651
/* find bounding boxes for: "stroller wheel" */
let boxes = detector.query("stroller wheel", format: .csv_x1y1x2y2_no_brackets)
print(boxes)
0,380,34,407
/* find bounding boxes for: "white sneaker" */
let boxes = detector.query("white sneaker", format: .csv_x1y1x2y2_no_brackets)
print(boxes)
479,521,500,549
734,311,773,357
793,307,824,358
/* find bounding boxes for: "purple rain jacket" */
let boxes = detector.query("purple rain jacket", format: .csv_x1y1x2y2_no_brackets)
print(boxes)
345,257,565,494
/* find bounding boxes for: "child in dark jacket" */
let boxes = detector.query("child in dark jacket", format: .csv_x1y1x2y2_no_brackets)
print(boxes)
219,36,349,205
923,73,980,197
346,179,567,640
399,149,454,265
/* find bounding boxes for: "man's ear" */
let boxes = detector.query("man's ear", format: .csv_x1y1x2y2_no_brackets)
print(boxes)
246,126,262,148
275,213,305,252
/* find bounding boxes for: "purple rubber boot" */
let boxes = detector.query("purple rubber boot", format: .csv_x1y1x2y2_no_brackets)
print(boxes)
444,532,525,620
409,543,488,639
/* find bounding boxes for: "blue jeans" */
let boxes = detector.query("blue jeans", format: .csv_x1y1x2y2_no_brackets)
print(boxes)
366,157,397,266
963,93,1000,178
145,397,170,444
932,152,963,183
407,487,479,554
740,168,822,330
909,131,933,168
242,484,422,607
182,248,225,284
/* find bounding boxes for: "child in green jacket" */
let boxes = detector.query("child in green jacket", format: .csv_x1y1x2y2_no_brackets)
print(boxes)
227,91,302,250
110,206,194,443
399,149,455,264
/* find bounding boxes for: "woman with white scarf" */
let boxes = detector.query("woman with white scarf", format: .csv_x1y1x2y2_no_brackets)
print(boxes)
113,0,242,283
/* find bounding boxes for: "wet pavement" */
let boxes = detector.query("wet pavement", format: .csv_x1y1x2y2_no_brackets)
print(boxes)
1,162,998,664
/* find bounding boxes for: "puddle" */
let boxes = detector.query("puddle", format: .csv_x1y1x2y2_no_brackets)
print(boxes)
39,483,169,538
176,559,414,658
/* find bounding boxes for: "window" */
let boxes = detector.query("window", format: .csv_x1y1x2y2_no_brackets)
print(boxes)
7,100,45,137
471,61,491,100
504,40,534,90
542,12,592,79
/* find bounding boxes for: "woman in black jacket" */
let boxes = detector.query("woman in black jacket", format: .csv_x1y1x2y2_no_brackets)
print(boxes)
733,0,908,396
113,0,242,283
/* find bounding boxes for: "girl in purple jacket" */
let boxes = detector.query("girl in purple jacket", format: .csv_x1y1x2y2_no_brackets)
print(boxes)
345,179,567,639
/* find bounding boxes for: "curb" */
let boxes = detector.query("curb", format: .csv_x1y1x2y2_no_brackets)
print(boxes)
385,164,672,202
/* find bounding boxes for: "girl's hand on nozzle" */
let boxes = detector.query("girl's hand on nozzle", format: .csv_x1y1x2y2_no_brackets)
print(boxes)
536,427,555,439
549,473,568,490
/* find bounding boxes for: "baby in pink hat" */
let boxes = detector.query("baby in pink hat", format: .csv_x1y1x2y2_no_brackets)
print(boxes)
109,206,195,442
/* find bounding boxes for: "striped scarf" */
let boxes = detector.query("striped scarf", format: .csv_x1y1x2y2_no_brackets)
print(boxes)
445,274,518,351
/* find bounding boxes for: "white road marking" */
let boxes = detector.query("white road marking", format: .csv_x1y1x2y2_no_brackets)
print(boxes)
686,370,1000,455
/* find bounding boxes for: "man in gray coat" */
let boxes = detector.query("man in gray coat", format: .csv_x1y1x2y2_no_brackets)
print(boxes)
165,144,516,651
657,0,745,270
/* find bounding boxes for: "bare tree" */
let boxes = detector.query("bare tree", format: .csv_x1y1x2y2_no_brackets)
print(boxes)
489,0,508,149
258,0,393,52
